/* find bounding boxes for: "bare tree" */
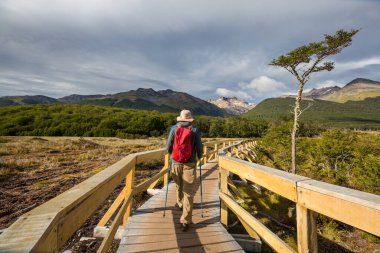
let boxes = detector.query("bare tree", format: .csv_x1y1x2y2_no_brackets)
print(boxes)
270,29,359,174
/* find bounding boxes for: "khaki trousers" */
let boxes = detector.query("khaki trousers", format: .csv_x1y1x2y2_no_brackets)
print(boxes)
171,162,196,224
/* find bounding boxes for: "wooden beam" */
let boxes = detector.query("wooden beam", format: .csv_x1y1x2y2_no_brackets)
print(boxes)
219,156,308,201
220,192,296,253
296,204,318,253
297,180,380,237
123,164,135,227
220,168,229,226
97,185,127,227
133,167,168,194
227,177,245,200
237,216,261,241
97,192,133,253
203,146,208,163
135,149,166,163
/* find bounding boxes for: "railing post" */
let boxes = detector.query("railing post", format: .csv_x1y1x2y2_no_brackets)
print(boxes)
214,143,218,160
203,146,208,164
297,204,318,253
163,154,170,187
123,160,135,227
220,167,229,226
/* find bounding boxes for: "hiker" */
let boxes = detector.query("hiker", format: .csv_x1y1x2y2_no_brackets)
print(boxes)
166,109,203,232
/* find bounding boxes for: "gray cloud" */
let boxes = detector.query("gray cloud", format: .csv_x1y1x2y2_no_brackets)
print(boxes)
1,0,379,103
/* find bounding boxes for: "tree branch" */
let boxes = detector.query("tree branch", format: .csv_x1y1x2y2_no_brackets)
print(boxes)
299,102,313,117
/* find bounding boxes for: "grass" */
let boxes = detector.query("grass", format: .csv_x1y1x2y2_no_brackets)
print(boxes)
0,136,166,185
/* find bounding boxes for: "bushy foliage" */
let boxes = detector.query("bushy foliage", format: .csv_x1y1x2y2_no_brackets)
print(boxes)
0,104,268,138
256,124,380,194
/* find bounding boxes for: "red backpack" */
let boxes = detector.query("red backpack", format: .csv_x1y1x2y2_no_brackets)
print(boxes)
172,126,193,163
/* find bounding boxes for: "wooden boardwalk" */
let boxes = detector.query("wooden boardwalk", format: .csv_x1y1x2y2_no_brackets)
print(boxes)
117,161,245,253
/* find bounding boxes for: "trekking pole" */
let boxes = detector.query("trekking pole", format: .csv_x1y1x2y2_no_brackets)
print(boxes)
163,159,172,217
199,161,204,218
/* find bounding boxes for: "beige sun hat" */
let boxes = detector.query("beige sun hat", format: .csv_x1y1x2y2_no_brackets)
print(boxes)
176,109,194,122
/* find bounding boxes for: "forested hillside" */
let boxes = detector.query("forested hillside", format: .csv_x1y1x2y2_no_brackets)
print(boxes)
244,97,380,129
0,104,267,138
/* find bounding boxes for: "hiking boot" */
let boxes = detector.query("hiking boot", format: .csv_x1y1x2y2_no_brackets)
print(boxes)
181,223,189,232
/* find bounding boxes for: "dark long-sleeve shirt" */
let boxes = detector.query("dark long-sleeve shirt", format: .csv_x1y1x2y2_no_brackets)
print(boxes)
166,121,203,164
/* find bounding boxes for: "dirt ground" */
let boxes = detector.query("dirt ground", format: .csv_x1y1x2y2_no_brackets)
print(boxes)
0,136,165,252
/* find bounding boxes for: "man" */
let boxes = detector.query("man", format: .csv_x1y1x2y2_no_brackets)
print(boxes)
166,109,203,232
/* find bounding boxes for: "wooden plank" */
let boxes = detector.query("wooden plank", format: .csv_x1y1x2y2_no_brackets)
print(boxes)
119,233,240,252
127,216,220,224
126,222,220,229
150,154,169,189
220,192,296,253
97,192,133,253
297,180,380,237
120,231,227,244
116,160,245,253
123,167,135,226
237,216,261,241
118,240,244,253
0,154,138,252
220,168,229,226
135,148,166,163
219,156,308,201
133,167,167,194
296,204,318,253
98,185,127,226
227,177,245,200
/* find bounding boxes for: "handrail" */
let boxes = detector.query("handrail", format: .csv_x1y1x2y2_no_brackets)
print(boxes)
218,140,380,253
96,139,239,253
0,138,239,253
0,148,165,252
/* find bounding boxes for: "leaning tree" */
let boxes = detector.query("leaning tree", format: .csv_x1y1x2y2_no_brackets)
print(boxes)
270,29,359,174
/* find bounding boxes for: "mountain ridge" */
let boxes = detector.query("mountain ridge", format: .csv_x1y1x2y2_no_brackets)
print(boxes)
208,97,255,115
292,78,380,102
0,88,226,116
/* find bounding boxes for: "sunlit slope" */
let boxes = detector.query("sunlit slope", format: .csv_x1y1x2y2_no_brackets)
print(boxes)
244,96,380,129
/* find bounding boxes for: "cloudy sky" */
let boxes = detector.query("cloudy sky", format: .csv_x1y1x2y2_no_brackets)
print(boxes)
1,0,379,103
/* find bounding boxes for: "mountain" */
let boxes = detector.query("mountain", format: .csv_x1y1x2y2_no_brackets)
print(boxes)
0,95,58,106
58,94,105,103
321,78,380,103
304,86,341,99
244,96,380,129
208,97,256,115
0,89,225,116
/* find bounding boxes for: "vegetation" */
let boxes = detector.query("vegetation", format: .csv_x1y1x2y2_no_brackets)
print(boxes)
244,96,380,129
230,125,380,252
0,104,268,138
255,123,380,195
269,29,359,173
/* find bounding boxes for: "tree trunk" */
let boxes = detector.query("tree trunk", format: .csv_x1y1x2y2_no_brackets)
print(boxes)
291,82,304,174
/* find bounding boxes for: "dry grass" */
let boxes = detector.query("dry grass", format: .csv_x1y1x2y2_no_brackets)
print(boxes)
0,136,165,229
0,136,164,180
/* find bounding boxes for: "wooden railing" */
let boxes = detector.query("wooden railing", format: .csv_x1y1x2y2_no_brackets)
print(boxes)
96,139,238,253
218,141,380,253
0,139,238,253
3,137,377,253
